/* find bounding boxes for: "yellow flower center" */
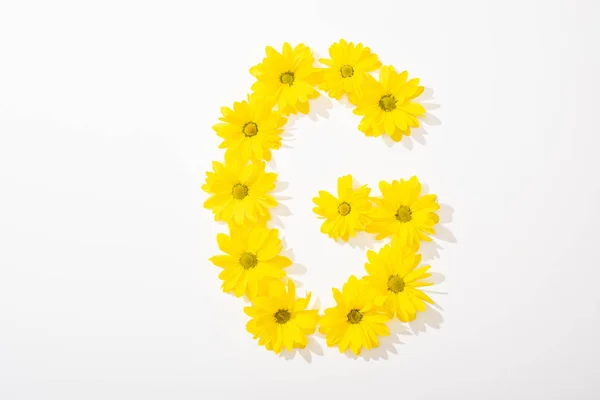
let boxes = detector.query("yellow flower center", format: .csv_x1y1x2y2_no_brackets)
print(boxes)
379,94,397,112
387,274,405,293
242,122,258,137
340,64,354,78
338,202,351,216
395,205,412,222
347,309,363,324
274,309,291,324
232,183,249,200
239,252,258,270
280,71,295,85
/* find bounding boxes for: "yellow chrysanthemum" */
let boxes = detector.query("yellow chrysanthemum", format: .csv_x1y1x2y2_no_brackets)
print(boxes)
352,65,426,142
312,175,372,242
244,280,319,354
319,276,391,355
202,160,277,225
213,96,288,163
319,39,381,99
250,43,321,115
363,242,434,322
209,226,291,298
367,176,439,251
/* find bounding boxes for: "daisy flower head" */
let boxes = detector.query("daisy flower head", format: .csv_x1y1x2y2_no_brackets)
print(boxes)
319,275,391,355
202,160,277,226
367,176,439,251
319,39,382,100
213,95,288,163
352,65,426,142
210,226,292,299
312,174,372,242
245,279,319,354
363,242,434,322
250,42,322,116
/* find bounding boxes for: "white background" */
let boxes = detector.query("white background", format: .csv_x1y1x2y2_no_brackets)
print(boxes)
1,0,600,398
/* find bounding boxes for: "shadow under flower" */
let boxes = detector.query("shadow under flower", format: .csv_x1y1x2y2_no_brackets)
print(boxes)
265,177,292,228
420,203,457,262
409,303,445,335
279,241,307,289
279,117,298,151
428,271,446,285
420,240,444,262
284,113,302,130
307,95,333,121
287,264,307,290
409,109,441,146
268,197,292,229
338,95,355,110
272,180,289,194
343,231,380,250
345,320,412,361
280,336,324,363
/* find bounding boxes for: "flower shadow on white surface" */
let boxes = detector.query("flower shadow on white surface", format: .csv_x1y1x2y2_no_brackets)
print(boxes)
307,95,333,121
279,134,296,151
280,244,307,290
338,95,355,110
272,180,289,194
343,230,380,250
420,203,457,262
346,320,413,361
280,94,332,134
275,94,332,155
280,336,325,363
278,117,299,153
409,302,445,335
268,180,293,229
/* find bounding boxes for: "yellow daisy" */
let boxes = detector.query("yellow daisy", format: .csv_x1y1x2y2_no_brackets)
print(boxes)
312,174,372,242
363,243,434,322
244,280,319,354
202,160,277,225
319,39,381,99
367,176,439,251
319,275,391,355
250,42,321,115
213,96,288,163
209,226,291,298
352,65,426,142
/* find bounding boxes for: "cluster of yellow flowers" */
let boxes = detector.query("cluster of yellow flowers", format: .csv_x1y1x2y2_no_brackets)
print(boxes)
313,175,439,354
204,40,441,356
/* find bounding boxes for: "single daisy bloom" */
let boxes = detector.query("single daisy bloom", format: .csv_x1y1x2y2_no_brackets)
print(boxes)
319,39,382,99
209,226,291,298
213,96,288,163
363,242,434,322
312,174,372,242
244,280,319,354
319,275,391,355
250,42,322,115
352,65,426,142
367,176,439,251
202,160,277,225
